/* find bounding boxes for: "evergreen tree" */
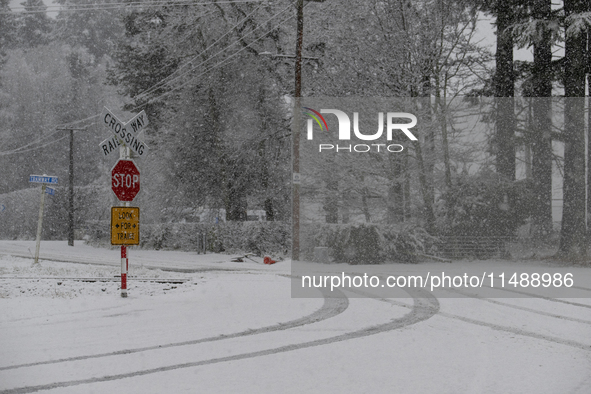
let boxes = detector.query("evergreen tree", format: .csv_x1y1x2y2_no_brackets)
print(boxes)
107,1,293,221
493,1,517,181
558,0,588,257
0,0,17,56
54,0,124,61
16,0,52,48
529,0,554,237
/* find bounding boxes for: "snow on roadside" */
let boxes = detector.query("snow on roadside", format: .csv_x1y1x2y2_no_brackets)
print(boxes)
0,254,199,299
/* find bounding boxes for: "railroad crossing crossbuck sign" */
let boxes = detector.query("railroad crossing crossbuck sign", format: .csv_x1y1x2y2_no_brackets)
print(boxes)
112,159,140,202
99,107,149,157
111,207,140,245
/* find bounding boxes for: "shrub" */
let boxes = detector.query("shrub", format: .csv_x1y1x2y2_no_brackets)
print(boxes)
330,225,383,264
303,223,436,264
437,170,534,237
84,221,290,258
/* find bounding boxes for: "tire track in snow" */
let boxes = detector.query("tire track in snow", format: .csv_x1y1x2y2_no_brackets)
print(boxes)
0,289,439,394
478,285,591,308
373,296,591,351
443,288,591,325
436,311,591,350
347,282,591,351
0,286,348,373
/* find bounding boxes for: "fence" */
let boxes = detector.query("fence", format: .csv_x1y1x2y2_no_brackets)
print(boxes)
436,236,514,259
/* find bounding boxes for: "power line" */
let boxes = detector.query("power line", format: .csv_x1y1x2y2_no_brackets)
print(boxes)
133,1,289,101
0,0,299,154
58,114,101,129
141,6,298,107
0,127,66,156
142,8,293,110
0,0,266,15
133,1,267,101
0,134,70,156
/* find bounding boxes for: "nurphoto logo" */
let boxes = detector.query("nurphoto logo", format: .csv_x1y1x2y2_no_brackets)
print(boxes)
304,108,417,153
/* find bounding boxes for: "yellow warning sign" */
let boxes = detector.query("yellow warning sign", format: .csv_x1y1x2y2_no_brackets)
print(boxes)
111,207,140,245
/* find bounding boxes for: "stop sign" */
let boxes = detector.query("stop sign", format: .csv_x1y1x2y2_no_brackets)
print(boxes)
111,159,140,201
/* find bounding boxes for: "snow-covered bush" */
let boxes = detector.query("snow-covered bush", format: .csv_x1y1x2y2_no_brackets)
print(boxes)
303,223,437,264
329,225,383,264
85,221,290,257
437,170,534,237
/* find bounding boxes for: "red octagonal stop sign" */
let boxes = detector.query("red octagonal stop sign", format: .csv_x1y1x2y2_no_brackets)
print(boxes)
112,159,140,202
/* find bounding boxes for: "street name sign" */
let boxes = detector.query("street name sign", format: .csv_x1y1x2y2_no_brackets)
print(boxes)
111,207,140,245
112,159,140,202
29,175,58,184
100,107,149,157
45,187,55,196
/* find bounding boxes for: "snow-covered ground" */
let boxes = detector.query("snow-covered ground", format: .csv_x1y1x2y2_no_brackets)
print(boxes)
1,240,591,393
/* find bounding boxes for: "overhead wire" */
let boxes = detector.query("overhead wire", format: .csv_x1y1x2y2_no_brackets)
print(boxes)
0,2,260,155
0,127,66,155
0,0,299,155
137,1,299,107
133,1,263,99
0,133,70,156
133,1,291,102
0,0,266,15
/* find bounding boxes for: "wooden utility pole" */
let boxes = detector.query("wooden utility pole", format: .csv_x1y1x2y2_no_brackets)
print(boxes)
292,0,304,261
57,126,86,246
291,0,324,261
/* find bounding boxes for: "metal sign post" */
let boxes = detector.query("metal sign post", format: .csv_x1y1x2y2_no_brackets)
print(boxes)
121,245,128,297
101,108,148,298
112,207,138,297
34,184,47,266
29,175,58,266
110,156,140,298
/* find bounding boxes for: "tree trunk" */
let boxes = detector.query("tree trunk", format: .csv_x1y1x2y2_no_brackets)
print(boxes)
530,0,554,237
324,176,339,224
404,149,411,221
558,0,587,257
387,153,405,223
494,4,516,181
257,89,274,221
422,77,436,212
320,152,339,223
362,187,371,223
225,173,248,221
437,95,452,192
414,139,436,233
586,0,591,239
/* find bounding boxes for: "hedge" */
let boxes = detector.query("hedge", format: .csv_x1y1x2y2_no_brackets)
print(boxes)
300,223,438,264
84,220,291,258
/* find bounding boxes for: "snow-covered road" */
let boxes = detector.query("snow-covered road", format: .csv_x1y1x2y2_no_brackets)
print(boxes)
1,241,590,393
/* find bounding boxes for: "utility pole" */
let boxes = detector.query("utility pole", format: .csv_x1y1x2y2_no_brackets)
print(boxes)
292,0,304,261
292,0,324,261
56,126,86,246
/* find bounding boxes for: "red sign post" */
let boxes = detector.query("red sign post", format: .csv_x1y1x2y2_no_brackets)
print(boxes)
121,245,128,297
111,158,140,298
111,159,140,202
101,108,149,299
